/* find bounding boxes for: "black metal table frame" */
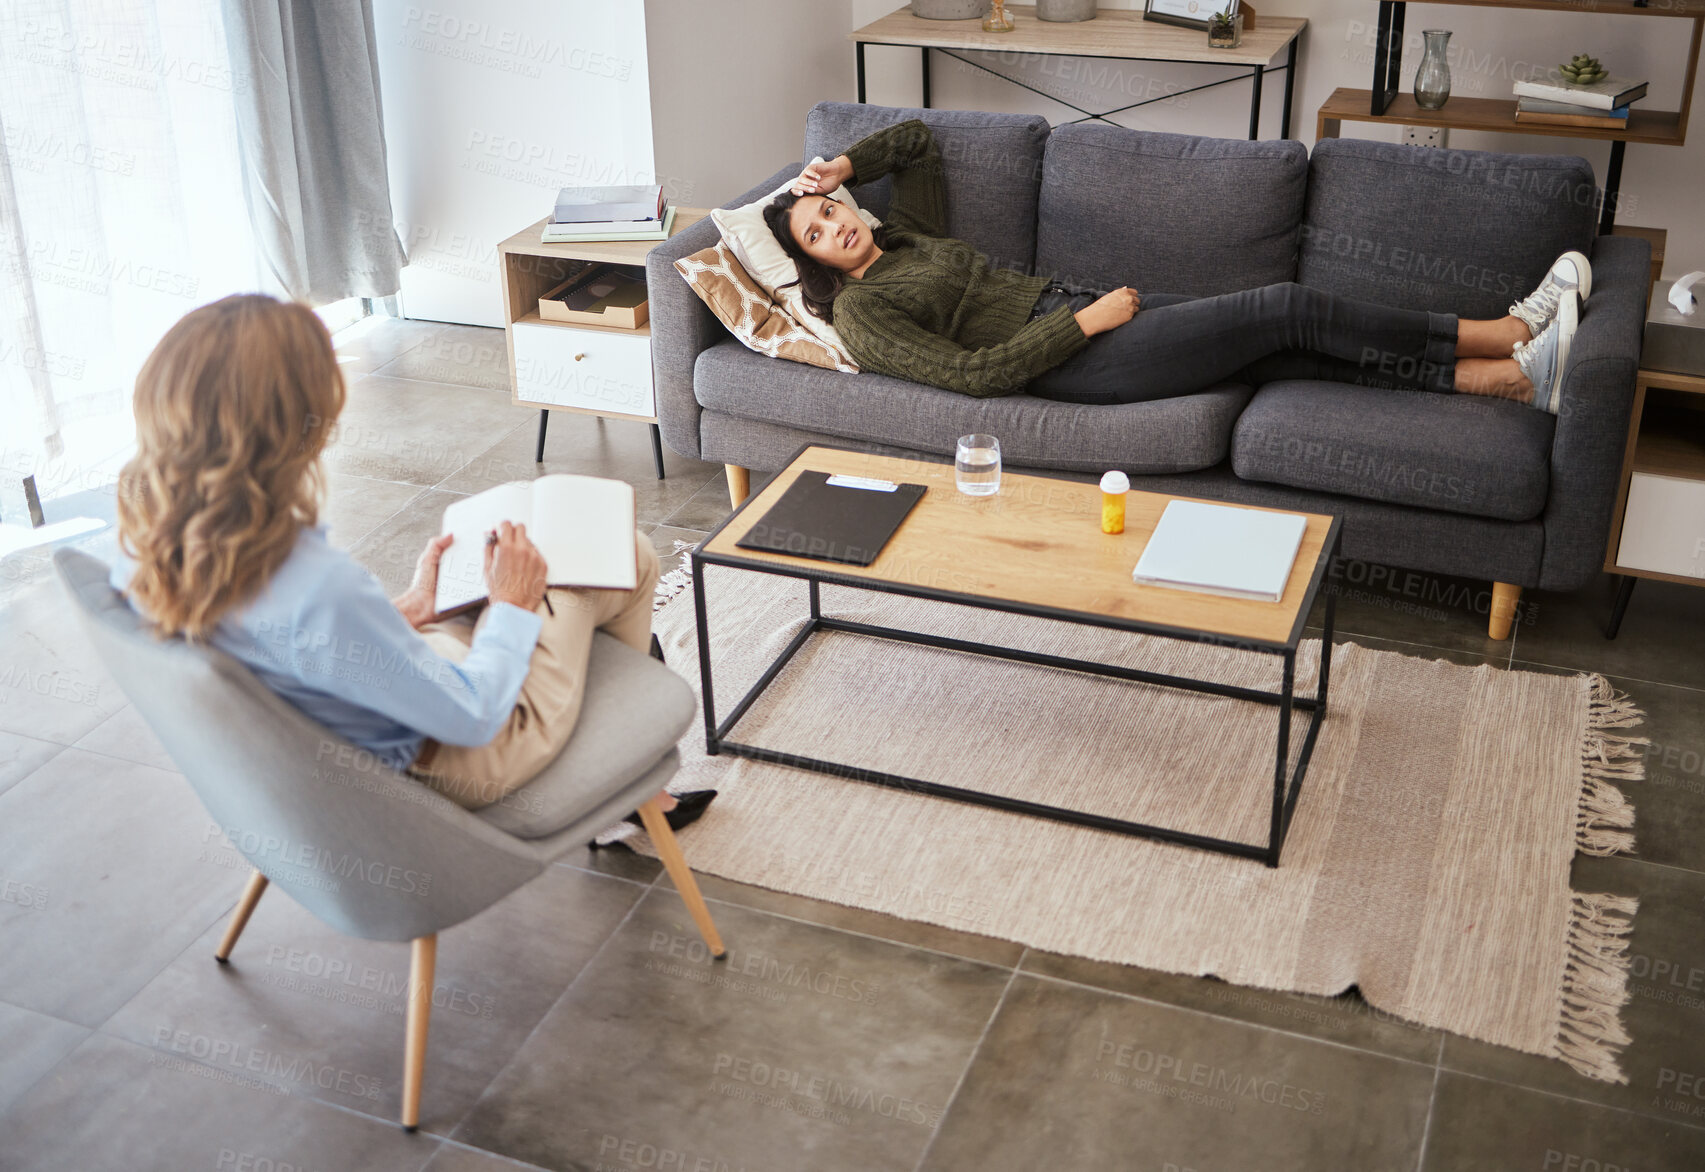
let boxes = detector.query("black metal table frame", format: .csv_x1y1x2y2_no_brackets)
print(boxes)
1367,0,1625,234
691,514,1343,868
854,34,1300,140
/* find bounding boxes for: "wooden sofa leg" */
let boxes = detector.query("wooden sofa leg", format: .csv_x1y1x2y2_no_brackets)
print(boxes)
214,870,269,963
726,465,750,509
637,797,726,958
401,935,436,1132
1489,582,1522,640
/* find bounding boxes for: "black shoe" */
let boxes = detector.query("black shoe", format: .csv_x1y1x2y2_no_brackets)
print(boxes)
624,789,717,833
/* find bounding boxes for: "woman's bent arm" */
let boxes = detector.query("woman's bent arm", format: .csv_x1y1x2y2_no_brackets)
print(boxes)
836,296,1089,397
286,557,543,748
842,119,948,238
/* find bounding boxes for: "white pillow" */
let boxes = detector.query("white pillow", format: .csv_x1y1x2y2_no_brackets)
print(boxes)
711,157,882,352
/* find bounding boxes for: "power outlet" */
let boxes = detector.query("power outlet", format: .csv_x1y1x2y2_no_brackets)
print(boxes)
1402,125,1448,148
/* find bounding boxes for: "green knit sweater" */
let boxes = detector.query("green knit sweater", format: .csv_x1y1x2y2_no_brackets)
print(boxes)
834,120,1089,398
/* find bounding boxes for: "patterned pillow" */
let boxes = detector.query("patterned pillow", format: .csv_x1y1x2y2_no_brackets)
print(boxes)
675,240,858,372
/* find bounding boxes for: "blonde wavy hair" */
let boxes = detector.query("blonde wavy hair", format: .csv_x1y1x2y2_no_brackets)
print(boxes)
117,294,345,640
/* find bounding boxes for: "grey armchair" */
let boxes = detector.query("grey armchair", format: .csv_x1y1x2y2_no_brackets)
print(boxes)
53,549,724,1131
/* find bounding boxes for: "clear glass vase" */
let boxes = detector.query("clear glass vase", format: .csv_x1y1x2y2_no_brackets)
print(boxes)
1413,29,1452,110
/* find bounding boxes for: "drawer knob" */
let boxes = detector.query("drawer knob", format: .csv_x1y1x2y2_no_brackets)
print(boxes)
574,353,585,361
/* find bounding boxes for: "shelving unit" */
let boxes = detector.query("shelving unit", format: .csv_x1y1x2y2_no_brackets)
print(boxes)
1603,368,1705,635
1315,0,1704,233
495,210,708,477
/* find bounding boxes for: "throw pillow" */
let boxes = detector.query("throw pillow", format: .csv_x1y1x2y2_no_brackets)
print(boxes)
675,240,859,373
710,157,881,353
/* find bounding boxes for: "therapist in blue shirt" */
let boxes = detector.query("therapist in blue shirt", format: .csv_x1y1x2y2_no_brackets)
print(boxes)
112,294,712,832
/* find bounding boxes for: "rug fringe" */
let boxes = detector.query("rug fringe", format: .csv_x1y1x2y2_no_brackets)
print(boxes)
1555,891,1639,1083
1577,676,1645,857
652,540,699,613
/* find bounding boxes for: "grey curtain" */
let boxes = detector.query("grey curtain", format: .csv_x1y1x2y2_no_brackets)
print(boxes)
222,0,406,305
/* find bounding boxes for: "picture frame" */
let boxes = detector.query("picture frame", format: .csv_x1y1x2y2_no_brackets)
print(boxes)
1143,0,1233,31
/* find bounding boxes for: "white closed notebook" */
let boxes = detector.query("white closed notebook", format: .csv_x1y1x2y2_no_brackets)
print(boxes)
433,475,637,616
1132,500,1309,603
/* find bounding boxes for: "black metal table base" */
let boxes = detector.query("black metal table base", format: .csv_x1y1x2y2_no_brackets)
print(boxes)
693,567,1336,867
856,38,1299,141
534,411,666,479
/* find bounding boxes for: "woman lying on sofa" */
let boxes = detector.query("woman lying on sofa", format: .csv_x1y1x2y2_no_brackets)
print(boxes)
762,119,1588,413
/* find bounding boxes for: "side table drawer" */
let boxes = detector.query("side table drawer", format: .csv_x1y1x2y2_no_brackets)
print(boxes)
513,321,653,417
1616,472,1705,579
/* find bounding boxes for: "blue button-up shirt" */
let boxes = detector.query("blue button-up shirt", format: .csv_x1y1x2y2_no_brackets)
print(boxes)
112,526,543,772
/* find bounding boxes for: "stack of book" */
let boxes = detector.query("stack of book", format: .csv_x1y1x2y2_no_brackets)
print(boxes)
1511,75,1648,129
542,184,676,244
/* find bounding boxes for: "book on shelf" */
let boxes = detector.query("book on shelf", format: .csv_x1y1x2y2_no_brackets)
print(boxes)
1511,75,1648,111
553,183,664,225
1131,499,1309,603
1517,96,1631,117
541,204,676,244
1514,102,1631,129
433,475,637,617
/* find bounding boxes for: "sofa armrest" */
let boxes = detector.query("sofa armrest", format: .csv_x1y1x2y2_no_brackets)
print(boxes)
1538,233,1650,591
647,163,801,461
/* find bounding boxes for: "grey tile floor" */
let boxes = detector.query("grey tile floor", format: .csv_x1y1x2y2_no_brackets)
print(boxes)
1,316,1703,1170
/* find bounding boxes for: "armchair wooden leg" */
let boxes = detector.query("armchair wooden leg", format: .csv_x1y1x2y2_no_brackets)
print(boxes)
401,935,436,1132
214,870,269,963
1489,581,1522,640
725,464,750,509
636,797,726,958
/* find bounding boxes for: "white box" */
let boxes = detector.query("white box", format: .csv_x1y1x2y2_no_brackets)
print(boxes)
512,320,654,418
1616,471,1705,579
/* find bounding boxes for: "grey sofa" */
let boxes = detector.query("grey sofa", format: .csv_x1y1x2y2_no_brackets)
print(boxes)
649,101,1649,639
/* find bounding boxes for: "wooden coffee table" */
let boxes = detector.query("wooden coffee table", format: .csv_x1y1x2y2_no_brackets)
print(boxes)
692,445,1343,866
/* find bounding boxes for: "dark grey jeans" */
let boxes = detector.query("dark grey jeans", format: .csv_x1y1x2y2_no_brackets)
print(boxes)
1024,281,1460,405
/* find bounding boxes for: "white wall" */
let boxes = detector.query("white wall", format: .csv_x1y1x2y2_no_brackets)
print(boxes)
373,0,657,326
644,0,857,206
647,0,1703,278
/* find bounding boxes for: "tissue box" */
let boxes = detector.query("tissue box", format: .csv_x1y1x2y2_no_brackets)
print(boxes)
1644,279,1705,377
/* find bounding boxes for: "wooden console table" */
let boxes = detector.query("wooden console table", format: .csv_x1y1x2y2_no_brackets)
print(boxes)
1316,0,1703,233
851,5,1308,140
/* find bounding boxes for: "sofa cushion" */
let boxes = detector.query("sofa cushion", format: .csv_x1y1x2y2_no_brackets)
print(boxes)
1231,381,1555,521
804,101,1049,275
1299,137,1597,320
1034,125,1307,296
694,340,1252,475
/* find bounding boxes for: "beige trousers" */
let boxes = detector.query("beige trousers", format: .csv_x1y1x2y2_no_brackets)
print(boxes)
407,530,660,810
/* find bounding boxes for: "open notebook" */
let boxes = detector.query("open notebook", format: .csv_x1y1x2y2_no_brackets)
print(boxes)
433,475,636,617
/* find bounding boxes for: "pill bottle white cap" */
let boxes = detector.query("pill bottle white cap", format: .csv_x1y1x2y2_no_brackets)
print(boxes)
1099,470,1130,494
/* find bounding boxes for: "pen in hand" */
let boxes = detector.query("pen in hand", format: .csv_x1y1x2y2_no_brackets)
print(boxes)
486,527,553,615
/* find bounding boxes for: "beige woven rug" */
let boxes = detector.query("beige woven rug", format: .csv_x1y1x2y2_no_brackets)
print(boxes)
643,566,1644,1082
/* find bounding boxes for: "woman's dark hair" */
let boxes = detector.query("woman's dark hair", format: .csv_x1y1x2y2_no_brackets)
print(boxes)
761,190,889,324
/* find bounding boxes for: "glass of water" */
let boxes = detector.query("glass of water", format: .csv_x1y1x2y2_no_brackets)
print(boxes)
955,434,1001,496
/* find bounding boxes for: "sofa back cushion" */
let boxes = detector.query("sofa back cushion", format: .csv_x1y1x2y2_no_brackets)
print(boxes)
1299,138,1598,319
1034,125,1307,295
804,101,1049,275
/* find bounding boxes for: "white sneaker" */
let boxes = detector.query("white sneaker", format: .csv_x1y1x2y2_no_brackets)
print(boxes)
1509,250,1591,341
1513,288,1579,413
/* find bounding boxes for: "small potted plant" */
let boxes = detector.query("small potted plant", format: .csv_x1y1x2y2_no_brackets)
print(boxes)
1208,9,1242,48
